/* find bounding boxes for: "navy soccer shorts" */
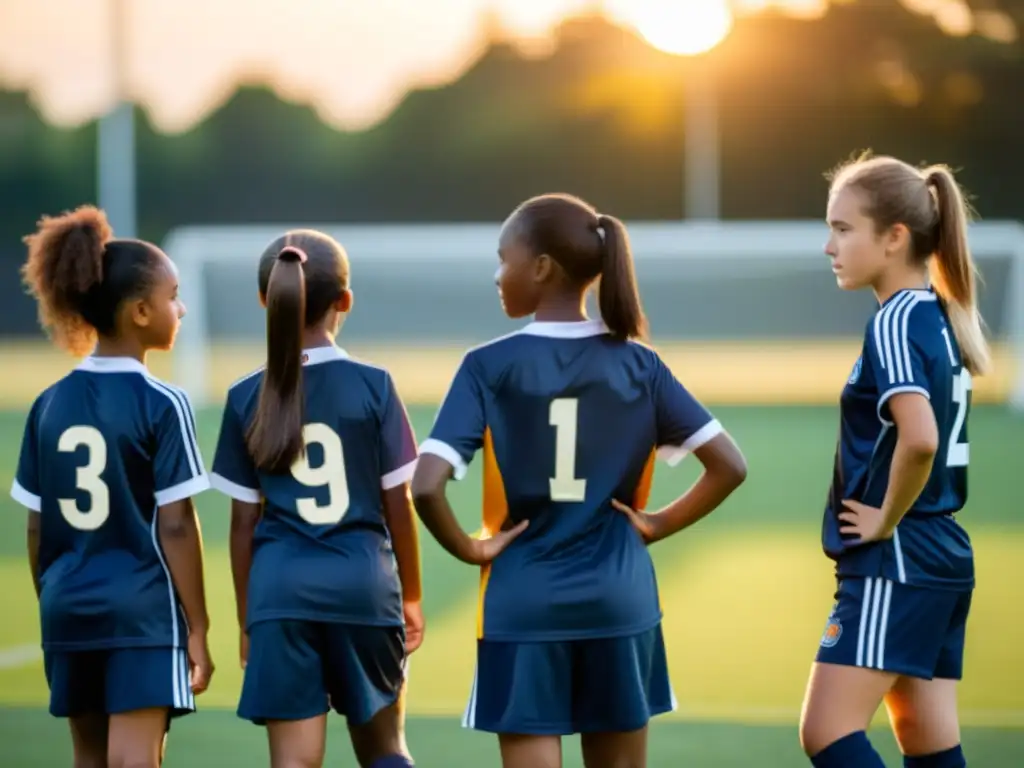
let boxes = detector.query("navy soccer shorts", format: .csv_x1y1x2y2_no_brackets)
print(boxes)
44,646,195,719
463,624,675,735
238,620,406,726
815,577,972,680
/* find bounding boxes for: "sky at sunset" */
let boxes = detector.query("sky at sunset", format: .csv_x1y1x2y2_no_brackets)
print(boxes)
0,0,1013,133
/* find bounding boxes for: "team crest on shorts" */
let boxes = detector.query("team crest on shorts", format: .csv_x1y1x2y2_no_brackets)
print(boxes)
848,356,862,385
820,616,842,648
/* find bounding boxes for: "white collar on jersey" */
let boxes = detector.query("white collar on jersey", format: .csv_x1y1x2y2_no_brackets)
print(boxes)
518,319,609,338
76,356,149,374
302,345,349,366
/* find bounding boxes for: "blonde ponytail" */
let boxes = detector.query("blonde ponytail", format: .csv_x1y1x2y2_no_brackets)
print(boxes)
925,165,991,376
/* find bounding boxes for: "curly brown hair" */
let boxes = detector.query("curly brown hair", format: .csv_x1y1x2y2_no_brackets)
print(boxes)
22,206,113,356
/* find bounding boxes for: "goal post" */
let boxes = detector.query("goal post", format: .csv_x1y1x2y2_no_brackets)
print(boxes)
163,220,1024,410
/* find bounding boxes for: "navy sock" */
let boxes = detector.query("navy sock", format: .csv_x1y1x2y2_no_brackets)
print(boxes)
811,731,885,767
904,745,966,768
368,756,414,768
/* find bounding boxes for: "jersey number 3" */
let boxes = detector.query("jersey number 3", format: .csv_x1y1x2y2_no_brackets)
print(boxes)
549,398,586,502
57,426,110,531
290,423,351,525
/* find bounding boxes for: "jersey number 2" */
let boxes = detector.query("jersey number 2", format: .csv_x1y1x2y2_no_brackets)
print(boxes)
549,398,586,502
290,423,351,525
57,426,110,531
947,369,972,467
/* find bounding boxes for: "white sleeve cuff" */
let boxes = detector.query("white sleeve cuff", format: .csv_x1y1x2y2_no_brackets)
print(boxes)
877,386,931,425
419,439,469,481
155,474,211,506
656,419,724,467
381,459,417,490
10,479,41,512
210,472,262,503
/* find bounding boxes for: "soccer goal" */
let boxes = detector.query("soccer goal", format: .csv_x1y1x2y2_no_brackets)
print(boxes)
163,220,1024,410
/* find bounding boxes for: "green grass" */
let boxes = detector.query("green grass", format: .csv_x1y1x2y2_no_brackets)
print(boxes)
0,405,1022,766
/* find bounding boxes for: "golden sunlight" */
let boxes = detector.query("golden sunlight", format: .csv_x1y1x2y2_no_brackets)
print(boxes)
608,0,734,56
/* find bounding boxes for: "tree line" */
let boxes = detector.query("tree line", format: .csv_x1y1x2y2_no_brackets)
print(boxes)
1,2,1022,334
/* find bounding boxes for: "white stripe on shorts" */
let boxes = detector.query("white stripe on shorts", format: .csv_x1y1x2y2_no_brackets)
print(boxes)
855,577,894,671
462,664,479,729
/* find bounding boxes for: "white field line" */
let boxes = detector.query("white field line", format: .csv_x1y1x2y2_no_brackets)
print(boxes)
0,644,41,668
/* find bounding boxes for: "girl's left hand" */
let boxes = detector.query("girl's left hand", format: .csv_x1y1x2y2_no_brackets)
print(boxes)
839,499,894,543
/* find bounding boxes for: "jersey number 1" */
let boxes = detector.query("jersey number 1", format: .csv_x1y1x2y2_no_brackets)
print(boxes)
549,398,586,502
290,423,351,525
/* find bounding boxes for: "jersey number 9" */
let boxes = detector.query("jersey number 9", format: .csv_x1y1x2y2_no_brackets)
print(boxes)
549,398,587,502
290,422,351,525
57,426,110,531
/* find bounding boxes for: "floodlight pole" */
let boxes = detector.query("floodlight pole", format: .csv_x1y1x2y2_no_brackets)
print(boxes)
682,58,720,221
97,0,136,238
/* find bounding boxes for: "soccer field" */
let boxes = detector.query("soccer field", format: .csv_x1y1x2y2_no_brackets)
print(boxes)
0,405,1022,766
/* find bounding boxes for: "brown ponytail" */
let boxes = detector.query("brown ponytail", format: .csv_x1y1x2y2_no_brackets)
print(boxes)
246,246,308,473
924,166,991,376
596,214,648,341
21,205,113,356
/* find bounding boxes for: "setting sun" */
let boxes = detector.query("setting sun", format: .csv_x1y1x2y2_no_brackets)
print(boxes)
609,0,734,55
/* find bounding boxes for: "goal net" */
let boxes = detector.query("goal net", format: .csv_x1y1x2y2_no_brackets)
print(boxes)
163,221,1024,410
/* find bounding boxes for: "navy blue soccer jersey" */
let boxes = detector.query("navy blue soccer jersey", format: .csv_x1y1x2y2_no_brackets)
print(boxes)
210,345,418,630
421,319,722,642
10,356,209,651
825,288,974,589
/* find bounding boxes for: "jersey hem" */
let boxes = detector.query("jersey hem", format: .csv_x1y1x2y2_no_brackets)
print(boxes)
41,637,184,652
419,439,468,481
155,474,211,506
210,472,261,503
245,611,405,630
479,615,662,643
833,567,974,592
10,479,41,512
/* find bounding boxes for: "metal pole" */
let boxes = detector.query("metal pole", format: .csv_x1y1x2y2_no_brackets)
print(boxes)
97,0,136,238
683,60,720,221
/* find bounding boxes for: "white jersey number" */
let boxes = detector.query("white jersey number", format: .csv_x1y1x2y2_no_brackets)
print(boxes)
549,398,587,502
57,426,110,531
291,422,351,524
946,369,972,468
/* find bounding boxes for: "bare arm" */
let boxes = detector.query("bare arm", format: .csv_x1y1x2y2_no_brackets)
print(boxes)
412,454,527,566
411,454,478,564
879,393,938,533
26,512,40,599
617,432,747,544
157,498,210,633
382,483,422,602
229,500,261,629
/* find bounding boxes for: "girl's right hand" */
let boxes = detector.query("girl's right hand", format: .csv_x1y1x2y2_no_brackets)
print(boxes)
466,520,529,565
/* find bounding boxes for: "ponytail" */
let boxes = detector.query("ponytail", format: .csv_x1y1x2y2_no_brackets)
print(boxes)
925,166,991,376
21,205,113,356
246,246,308,473
596,214,648,341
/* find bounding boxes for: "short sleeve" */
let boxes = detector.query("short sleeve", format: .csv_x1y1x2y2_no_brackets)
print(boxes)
379,372,419,490
10,400,42,512
866,296,932,423
210,399,261,503
153,388,210,506
419,354,486,481
653,357,722,467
